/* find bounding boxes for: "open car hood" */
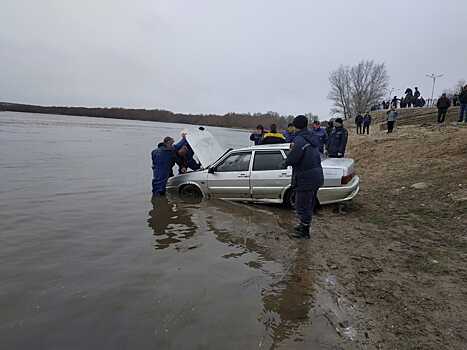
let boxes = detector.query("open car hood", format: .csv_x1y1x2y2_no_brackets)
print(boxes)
182,127,225,168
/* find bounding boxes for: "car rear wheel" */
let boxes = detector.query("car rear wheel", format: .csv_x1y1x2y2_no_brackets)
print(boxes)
179,184,203,202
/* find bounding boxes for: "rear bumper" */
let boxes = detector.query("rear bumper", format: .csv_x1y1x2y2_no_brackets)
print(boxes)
317,176,360,205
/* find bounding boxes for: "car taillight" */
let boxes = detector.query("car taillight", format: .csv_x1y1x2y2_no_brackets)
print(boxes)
341,173,354,185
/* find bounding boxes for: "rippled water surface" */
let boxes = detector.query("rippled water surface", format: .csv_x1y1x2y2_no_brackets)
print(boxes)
0,112,343,349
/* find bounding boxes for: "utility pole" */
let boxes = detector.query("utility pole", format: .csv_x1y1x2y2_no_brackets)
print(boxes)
426,73,443,107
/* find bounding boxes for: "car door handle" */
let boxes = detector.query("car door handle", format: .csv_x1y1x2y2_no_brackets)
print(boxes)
238,174,249,178
280,172,291,177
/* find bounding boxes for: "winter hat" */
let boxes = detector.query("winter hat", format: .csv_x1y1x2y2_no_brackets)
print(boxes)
293,115,308,130
335,118,343,126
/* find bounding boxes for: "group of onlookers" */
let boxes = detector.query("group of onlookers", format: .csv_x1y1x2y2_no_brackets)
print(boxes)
377,87,426,110
436,85,467,124
250,118,349,158
354,113,372,135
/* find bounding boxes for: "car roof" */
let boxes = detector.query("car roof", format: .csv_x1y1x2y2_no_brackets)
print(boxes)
233,143,291,152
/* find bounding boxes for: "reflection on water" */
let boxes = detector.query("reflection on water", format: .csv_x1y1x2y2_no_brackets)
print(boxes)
147,196,197,250
147,196,335,348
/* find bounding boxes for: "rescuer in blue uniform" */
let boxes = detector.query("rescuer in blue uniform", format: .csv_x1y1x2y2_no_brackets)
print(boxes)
151,136,176,196
285,115,324,239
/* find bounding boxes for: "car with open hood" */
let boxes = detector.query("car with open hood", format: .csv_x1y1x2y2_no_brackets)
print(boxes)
166,127,359,206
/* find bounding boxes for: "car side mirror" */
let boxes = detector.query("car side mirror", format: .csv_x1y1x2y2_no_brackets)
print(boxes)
208,167,216,174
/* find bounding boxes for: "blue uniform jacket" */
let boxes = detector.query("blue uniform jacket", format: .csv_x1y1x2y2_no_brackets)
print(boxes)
327,126,348,158
174,138,201,170
250,133,263,145
285,129,324,192
151,145,176,193
282,130,296,143
310,127,328,154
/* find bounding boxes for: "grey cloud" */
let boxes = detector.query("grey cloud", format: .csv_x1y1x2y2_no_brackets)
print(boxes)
1,0,466,118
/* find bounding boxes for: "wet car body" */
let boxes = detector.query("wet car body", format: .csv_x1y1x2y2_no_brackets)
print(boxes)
167,143,359,206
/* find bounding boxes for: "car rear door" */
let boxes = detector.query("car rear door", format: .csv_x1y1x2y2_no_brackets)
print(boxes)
250,150,290,199
207,151,252,199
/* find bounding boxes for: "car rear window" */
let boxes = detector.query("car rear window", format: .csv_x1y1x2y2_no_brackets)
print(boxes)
253,151,285,171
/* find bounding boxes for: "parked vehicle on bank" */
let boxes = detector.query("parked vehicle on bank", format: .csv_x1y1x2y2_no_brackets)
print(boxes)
167,130,359,206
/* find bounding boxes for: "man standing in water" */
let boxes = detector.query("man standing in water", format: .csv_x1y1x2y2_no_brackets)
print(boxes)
285,115,324,239
151,136,176,196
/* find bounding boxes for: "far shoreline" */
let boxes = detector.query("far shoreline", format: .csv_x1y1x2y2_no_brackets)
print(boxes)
0,102,290,131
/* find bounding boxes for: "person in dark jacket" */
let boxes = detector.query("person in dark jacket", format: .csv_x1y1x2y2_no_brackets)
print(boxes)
400,97,407,108
414,87,421,100
261,124,286,144
174,137,201,173
391,96,399,109
363,113,372,134
250,125,264,145
405,88,414,107
355,114,364,134
458,85,467,123
325,120,334,138
151,137,176,196
285,115,324,239
436,93,451,123
282,123,296,143
327,118,348,158
310,120,328,155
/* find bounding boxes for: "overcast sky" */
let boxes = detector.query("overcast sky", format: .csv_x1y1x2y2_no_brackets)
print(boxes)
1,0,466,119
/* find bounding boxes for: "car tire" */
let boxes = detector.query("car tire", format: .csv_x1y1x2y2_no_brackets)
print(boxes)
179,184,203,202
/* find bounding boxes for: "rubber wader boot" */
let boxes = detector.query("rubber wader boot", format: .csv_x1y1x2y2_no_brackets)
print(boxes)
292,224,310,239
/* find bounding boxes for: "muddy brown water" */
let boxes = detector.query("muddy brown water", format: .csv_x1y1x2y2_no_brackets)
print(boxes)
0,112,351,349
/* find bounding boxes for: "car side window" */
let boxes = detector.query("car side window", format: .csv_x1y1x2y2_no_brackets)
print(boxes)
216,152,251,172
253,151,285,171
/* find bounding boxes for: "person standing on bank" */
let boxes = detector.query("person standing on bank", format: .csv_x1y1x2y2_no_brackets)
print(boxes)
285,115,324,239
327,118,348,158
386,107,398,133
310,120,328,156
261,124,286,144
282,123,296,143
458,85,467,123
250,125,265,145
363,113,372,135
355,114,364,135
436,93,451,124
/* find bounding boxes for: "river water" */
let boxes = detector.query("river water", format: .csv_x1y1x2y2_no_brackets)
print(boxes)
0,112,343,349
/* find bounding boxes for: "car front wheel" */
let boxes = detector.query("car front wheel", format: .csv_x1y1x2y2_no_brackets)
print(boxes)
179,184,203,202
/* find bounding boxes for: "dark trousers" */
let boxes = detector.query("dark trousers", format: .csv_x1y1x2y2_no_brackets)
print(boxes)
356,124,363,134
437,109,447,123
459,103,467,122
387,121,395,133
363,124,370,134
295,190,318,226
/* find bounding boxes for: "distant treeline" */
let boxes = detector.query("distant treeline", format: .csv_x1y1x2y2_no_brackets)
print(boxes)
0,102,293,130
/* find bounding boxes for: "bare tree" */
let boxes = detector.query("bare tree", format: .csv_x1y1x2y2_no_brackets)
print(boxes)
328,65,352,119
350,60,388,114
328,60,389,118
443,79,466,97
